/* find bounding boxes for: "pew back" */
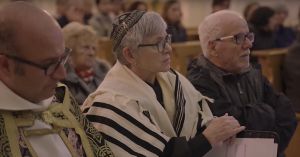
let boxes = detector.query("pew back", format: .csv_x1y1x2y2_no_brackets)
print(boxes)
252,48,288,92
285,113,300,157
96,37,115,65
171,41,202,75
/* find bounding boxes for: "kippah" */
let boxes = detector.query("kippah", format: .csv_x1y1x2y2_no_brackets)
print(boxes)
110,10,146,51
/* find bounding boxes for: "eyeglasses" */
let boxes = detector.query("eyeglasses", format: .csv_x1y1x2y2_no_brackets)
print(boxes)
214,32,255,45
1,48,71,75
138,34,172,53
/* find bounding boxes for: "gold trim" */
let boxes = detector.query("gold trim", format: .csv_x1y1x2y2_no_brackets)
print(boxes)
62,87,95,157
20,129,38,157
1,111,22,157
58,128,80,157
23,128,60,137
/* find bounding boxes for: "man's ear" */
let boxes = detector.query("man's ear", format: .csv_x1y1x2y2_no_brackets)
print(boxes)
208,41,218,57
122,47,136,65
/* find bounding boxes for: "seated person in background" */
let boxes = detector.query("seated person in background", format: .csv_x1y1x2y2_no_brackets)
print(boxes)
162,0,187,43
243,2,259,23
127,0,148,12
111,0,125,17
0,1,113,156
273,5,296,48
249,6,278,50
248,6,279,63
56,0,85,28
81,10,245,157
211,0,231,13
89,0,114,37
283,37,300,112
62,22,110,106
83,0,94,24
187,10,297,157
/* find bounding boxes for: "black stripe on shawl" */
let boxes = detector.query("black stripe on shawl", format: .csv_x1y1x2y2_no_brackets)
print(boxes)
169,69,186,136
87,114,163,156
101,132,146,157
90,102,167,144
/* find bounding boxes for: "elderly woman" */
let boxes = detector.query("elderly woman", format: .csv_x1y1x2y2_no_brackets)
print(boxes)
62,22,110,105
82,11,244,157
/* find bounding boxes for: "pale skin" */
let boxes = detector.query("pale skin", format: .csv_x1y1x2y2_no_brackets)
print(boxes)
203,113,245,147
0,2,67,103
207,15,252,74
123,32,171,84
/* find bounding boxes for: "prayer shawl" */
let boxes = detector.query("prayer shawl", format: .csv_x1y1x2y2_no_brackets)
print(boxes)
82,61,213,157
0,82,114,157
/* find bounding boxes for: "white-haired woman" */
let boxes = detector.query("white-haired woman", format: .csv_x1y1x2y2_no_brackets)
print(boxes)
82,11,244,157
62,22,110,105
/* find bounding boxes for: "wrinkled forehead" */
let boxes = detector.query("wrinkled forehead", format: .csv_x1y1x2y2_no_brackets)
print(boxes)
218,13,248,35
221,19,249,35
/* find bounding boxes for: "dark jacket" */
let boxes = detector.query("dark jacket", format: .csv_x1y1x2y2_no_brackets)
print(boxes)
62,59,110,106
166,22,187,43
250,25,277,51
275,25,296,48
250,25,277,63
187,56,297,157
283,42,300,112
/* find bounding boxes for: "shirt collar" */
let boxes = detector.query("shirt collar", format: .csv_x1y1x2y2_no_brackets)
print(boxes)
0,81,53,111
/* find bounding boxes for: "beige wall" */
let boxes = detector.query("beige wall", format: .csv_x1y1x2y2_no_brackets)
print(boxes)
181,0,300,28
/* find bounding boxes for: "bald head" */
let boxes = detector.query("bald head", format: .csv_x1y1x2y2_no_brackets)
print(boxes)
0,2,66,103
198,10,248,57
0,1,63,56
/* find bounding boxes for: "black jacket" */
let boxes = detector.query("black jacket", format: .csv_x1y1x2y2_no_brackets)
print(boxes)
166,22,187,43
187,56,297,157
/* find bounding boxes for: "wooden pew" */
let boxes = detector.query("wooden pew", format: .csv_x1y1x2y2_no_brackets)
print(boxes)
186,27,199,41
171,41,201,76
285,113,300,157
252,48,288,92
96,37,288,92
96,37,115,65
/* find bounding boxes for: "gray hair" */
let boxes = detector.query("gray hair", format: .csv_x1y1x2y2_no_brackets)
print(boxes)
113,11,167,65
198,10,246,57
62,22,97,54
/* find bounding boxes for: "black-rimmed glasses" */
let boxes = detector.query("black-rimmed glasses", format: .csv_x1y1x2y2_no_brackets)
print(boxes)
138,34,172,53
214,32,255,45
0,48,71,75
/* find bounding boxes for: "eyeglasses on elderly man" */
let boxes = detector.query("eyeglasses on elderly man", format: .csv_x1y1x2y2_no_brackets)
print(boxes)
213,32,254,45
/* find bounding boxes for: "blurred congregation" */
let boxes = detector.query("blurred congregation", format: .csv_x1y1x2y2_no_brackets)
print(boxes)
1,0,300,157
3,0,299,111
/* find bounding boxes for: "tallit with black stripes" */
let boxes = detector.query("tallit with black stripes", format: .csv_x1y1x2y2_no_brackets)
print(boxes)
81,61,213,157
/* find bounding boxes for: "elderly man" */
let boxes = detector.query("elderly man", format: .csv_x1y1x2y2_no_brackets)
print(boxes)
82,10,245,157
187,10,297,157
0,2,113,157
